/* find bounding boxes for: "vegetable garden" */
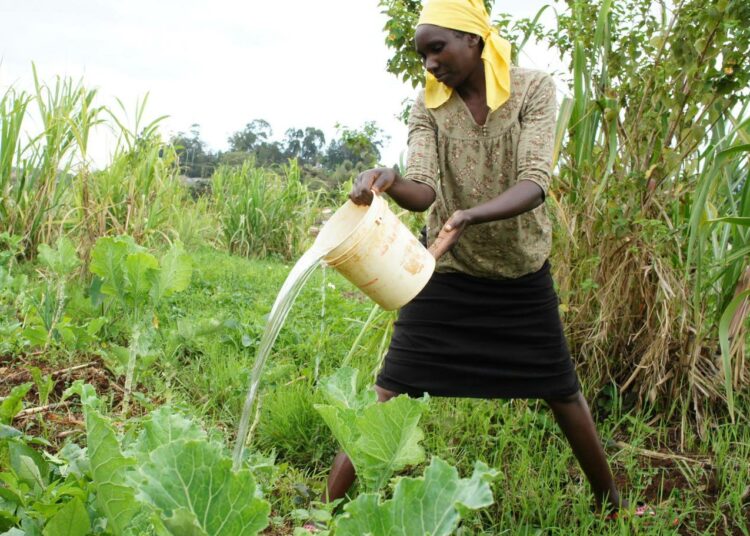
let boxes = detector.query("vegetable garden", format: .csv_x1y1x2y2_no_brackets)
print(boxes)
2,0,750,534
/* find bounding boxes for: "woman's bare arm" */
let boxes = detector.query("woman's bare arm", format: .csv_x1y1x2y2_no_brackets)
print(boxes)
350,167,436,212
428,180,543,259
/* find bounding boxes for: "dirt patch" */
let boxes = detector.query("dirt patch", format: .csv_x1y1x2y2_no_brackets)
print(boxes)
1,353,146,450
261,520,297,535
607,439,748,535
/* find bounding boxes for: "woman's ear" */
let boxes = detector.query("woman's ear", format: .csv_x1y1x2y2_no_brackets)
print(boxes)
467,33,482,49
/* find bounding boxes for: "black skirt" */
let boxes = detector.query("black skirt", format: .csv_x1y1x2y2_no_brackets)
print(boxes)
375,261,580,400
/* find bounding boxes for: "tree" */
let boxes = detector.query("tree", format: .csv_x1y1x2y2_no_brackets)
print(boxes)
227,119,273,152
254,141,285,167
170,124,217,178
300,127,326,164
324,122,388,169
283,127,326,165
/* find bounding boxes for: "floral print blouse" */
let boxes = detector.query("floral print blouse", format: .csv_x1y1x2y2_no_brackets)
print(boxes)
405,66,557,279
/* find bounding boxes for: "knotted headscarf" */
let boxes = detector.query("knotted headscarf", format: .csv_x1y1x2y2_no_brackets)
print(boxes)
417,0,511,111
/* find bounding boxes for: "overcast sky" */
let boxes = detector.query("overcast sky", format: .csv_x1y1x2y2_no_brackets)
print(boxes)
1,0,565,168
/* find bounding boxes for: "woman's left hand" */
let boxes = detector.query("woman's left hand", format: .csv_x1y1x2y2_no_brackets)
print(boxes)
428,210,472,260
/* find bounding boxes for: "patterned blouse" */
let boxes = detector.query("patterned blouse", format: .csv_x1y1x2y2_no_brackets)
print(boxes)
405,66,557,279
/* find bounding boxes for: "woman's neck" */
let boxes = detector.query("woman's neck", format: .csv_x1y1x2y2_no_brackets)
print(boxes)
456,61,486,103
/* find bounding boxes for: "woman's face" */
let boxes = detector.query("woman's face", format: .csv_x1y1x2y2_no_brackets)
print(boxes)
415,24,482,89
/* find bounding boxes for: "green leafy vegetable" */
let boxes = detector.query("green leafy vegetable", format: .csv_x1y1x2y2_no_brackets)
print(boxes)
83,406,140,534
0,384,32,425
8,440,49,491
0,425,22,440
90,236,192,315
89,236,134,305
41,497,90,536
354,397,426,491
315,367,427,491
334,457,498,536
123,251,159,314
131,406,206,463
318,366,377,411
37,237,79,277
29,368,54,408
57,443,90,479
89,236,192,414
136,439,270,535
152,242,193,301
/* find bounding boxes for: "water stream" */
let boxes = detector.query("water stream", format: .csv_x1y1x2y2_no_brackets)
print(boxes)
232,246,327,469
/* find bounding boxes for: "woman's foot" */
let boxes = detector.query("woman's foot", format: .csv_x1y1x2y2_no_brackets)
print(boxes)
604,502,655,521
605,502,680,527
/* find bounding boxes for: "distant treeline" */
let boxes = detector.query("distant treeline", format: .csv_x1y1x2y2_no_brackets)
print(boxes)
170,120,389,189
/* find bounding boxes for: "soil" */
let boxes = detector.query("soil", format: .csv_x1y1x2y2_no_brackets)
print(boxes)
607,437,750,535
0,352,147,450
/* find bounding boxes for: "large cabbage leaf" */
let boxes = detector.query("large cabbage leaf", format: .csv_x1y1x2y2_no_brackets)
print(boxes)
72,385,270,535
318,366,377,410
84,406,141,535
136,439,270,536
90,236,192,313
37,237,79,276
315,367,426,492
334,457,498,536
151,242,192,302
123,251,159,312
130,405,206,463
89,236,135,305
354,396,426,491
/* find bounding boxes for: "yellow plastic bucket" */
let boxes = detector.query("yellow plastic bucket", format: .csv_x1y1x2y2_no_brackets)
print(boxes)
314,194,435,310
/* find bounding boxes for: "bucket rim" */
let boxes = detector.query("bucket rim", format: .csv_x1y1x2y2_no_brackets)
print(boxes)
318,194,384,262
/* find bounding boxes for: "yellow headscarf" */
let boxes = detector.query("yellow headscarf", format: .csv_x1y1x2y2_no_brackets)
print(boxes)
417,0,511,111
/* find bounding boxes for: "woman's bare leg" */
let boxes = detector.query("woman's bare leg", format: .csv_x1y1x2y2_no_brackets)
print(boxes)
322,385,398,502
545,390,625,511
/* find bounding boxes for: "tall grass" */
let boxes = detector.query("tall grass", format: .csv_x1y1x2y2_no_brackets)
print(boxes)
80,127,182,246
685,110,750,420
211,159,320,260
73,94,183,256
2,67,326,264
0,88,31,224
540,0,750,424
1,69,188,259
0,68,98,257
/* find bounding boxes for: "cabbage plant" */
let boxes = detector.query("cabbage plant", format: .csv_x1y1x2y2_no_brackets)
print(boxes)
76,383,271,535
334,457,498,536
89,235,192,415
315,367,427,492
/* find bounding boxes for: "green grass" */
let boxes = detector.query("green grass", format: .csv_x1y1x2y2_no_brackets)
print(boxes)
4,244,748,534
139,247,749,534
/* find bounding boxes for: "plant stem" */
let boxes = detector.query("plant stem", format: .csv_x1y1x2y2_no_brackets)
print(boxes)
122,330,138,417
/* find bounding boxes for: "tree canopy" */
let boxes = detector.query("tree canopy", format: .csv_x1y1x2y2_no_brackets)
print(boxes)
170,119,388,190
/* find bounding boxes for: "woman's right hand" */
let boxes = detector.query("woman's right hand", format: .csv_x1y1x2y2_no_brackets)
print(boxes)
349,167,398,206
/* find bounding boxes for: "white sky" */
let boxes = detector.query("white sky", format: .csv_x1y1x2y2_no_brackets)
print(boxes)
0,0,565,169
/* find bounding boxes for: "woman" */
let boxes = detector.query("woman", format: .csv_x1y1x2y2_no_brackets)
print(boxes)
321,0,643,521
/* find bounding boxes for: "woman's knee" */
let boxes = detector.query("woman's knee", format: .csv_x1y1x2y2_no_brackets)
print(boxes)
544,390,581,408
374,385,398,402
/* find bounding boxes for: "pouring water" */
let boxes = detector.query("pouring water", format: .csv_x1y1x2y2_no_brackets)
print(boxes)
232,196,434,469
